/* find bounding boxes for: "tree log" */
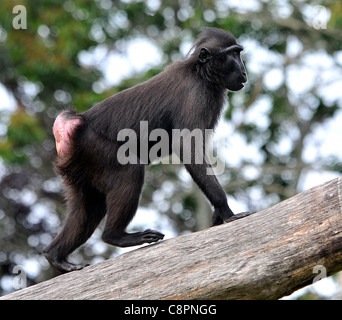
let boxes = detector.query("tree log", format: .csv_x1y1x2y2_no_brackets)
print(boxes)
2,177,342,300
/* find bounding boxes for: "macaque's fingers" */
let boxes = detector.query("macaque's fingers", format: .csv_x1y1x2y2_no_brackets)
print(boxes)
224,211,256,223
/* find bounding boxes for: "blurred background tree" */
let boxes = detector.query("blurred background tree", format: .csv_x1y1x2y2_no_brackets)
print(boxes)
0,0,341,299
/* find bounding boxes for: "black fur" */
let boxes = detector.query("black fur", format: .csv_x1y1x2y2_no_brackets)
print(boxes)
44,27,247,273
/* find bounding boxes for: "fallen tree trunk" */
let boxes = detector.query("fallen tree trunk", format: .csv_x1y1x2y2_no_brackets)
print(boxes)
2,177,342,300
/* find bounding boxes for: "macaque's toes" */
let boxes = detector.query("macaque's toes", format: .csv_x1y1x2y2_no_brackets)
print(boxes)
44,253,84,273
142,229,165,243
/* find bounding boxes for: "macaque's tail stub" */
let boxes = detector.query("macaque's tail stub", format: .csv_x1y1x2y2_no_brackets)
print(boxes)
53,111,83,158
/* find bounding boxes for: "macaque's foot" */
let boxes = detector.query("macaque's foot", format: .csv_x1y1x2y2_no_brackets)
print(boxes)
44,252,84,273
103,229,165,247
224,211,255,223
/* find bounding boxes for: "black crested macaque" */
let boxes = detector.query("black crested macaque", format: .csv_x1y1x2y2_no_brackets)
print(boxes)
44,27,248,273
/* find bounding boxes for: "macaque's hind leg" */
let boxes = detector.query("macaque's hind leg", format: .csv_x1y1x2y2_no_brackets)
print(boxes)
44,184,106,273
102,165,165,248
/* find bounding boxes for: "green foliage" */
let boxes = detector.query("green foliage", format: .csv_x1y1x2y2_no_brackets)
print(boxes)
7,111,45,147
182,194,198,212
0,110,45,164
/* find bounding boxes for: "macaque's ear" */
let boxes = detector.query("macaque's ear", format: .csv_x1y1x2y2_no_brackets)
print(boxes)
198,47,212,63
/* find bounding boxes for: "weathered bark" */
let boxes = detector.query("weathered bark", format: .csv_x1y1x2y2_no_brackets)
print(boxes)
2,176,342,300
